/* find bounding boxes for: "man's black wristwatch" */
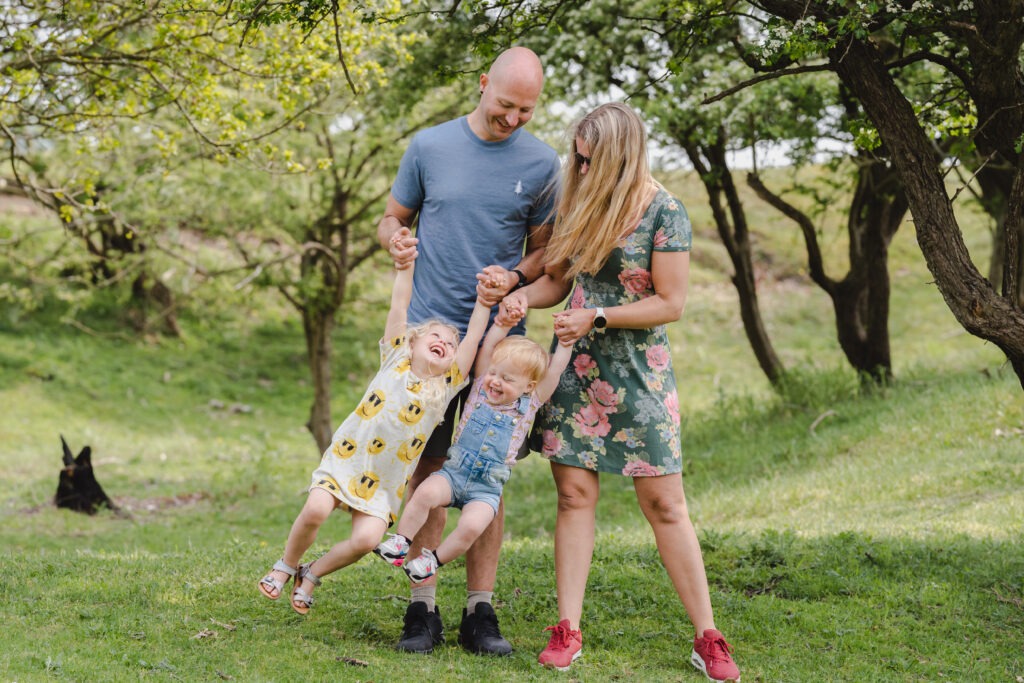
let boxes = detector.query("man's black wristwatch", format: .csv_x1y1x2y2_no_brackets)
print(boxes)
510,269,528,291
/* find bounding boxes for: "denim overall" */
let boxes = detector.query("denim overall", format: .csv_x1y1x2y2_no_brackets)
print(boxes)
439,393,532,512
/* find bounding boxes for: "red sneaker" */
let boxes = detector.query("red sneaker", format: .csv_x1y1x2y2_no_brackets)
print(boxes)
691,629,741,682
537,619,582,670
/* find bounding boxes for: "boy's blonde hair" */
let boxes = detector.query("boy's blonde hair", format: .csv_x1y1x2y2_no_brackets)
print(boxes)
405,319,461,402
491,336,549,384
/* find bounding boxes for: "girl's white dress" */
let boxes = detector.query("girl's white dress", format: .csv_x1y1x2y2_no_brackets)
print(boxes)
310,334,467,525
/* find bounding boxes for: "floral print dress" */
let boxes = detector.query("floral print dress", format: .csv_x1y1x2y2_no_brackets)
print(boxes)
534,189,691,476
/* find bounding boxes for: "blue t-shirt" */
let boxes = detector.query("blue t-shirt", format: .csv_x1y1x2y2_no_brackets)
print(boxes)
391,116,560,335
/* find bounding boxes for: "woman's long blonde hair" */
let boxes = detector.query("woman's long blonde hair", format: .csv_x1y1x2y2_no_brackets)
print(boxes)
544,102,660,280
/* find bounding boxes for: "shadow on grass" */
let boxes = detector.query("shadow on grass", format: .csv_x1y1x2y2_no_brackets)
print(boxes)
500,529,1024,681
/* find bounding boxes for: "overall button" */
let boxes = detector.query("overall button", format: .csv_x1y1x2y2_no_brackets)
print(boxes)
487,429,495,436
481,445,489,452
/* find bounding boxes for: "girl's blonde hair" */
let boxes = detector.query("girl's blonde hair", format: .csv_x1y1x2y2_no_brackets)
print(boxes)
491,336,549,385
405,319,461,402
406,318,460,349
544,102,662,280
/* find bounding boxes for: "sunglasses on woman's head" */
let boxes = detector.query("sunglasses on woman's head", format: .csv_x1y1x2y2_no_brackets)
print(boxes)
574,152,592,167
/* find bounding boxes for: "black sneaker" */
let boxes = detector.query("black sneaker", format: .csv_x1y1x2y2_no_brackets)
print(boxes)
396,602,444,654
457,602,512,655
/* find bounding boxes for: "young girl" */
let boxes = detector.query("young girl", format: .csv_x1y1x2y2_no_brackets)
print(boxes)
373,299,573,585
257,229,490,615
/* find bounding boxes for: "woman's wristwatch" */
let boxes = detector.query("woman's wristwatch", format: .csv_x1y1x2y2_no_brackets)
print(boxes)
592,306,607,333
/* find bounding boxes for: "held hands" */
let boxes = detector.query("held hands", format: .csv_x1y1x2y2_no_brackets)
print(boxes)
551,308,595,344
388,227,418,270
495,295,526,327
475,265,519,306
498,290,528,326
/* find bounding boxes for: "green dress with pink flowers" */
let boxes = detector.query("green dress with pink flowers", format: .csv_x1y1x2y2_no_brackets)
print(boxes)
534,189,691,476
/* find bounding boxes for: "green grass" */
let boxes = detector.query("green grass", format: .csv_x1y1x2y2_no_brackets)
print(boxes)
1,173,1023,682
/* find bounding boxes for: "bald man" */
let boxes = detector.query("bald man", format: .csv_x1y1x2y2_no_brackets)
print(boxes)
376,46,560,656
376,46,561,655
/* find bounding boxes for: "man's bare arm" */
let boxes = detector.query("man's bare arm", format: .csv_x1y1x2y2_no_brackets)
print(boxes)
512,221,553,286
377,194,419,269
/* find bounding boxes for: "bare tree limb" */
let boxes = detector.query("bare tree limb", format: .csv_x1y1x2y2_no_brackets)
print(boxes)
703,62,832,104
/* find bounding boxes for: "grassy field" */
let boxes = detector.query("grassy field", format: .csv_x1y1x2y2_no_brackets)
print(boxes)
1,169,1022,682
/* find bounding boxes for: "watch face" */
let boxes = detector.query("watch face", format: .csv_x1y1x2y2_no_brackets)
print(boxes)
594,314,607,329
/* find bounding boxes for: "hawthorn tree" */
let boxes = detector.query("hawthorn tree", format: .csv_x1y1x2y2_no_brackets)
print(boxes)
743,0,1024,387
452,0,1024,388
1,0,450,450
527,0,911,384
0,0,407,332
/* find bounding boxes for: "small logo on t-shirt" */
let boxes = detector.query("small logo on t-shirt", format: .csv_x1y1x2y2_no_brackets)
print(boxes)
514,180,523,195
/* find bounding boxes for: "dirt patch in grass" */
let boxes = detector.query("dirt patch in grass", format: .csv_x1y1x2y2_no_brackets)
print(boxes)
114,491,212,513
22,491,211,516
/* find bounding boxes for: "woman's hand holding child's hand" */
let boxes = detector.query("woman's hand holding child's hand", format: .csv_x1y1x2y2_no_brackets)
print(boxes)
551,308,594,344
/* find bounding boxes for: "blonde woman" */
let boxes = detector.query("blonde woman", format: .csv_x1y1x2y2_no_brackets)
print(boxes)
502,102,741,682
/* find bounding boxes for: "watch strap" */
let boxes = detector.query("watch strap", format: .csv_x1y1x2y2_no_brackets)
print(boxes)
510,269,527,291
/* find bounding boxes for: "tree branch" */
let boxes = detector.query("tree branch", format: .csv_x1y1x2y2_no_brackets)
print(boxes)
703,62,832,104
332,7,359,95
746,171,836,293
889,50,972,89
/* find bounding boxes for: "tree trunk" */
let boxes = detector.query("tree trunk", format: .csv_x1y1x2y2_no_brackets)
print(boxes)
830,38,1024,387
748,156,906,385
303,307,334,454
683,136,786,385
975,164,1011,288
129,272,182,337
834,159,906,384
972,163,1024,308
298,189,352,454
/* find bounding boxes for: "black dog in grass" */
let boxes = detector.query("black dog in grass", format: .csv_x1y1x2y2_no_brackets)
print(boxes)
55,435,117,514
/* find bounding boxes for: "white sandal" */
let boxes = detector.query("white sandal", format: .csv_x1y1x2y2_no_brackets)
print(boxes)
258,559,297,600
291,562,322,615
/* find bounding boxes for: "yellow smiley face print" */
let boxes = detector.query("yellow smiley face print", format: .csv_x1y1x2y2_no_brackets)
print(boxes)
396,434,428,464
398,399,425,426
355,389,386,419
367,437,386,454
348,471,380,501
332,438,357,459
396,357,411,374
314,476,340,494
446,364,464,386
